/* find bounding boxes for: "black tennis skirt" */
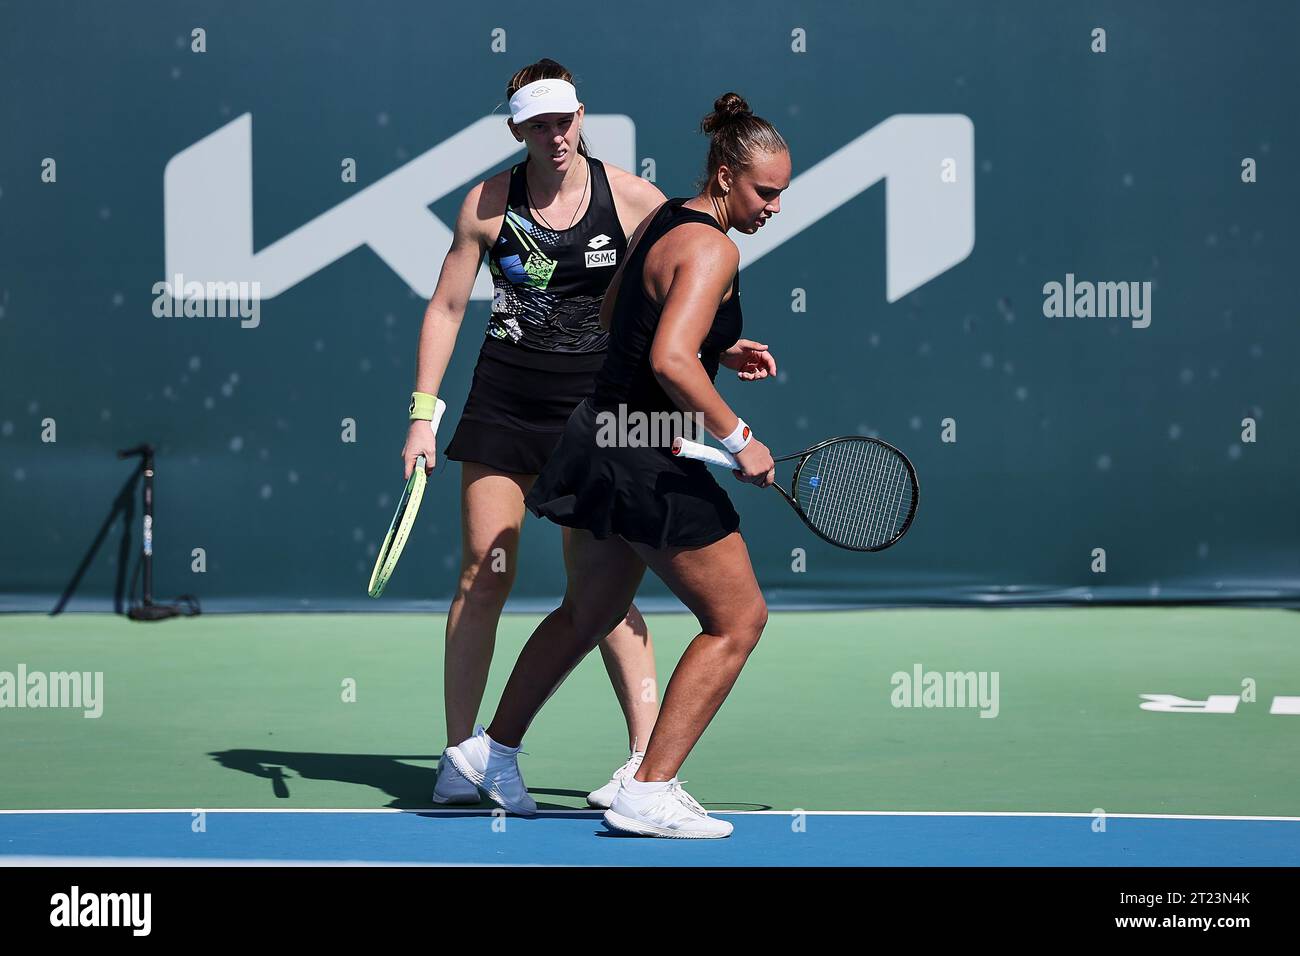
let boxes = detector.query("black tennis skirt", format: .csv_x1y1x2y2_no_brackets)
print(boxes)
523,398,741,550
444,338,606,475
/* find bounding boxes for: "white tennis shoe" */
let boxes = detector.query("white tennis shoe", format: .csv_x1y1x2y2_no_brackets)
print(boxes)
586,747,646,809
431,748,480,805
603,778,733,839
445,725,537,816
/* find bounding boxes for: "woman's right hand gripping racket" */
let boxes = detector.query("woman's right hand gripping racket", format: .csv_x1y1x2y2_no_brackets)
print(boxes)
672,432,919,552
368,398,447,597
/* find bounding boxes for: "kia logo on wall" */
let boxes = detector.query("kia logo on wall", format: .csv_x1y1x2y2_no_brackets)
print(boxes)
164,113,973,304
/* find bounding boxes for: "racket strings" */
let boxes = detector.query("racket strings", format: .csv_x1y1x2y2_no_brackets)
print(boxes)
795,439,915,549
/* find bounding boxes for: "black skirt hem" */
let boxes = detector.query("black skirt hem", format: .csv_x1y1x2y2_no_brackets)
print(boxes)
444,420,562,476
524,498,740,551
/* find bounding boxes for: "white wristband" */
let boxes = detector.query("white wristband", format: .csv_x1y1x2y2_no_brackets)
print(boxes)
720,418,753,454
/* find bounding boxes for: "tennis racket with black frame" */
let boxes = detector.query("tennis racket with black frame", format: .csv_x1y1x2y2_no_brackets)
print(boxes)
367,398,447,597
671,432,919,552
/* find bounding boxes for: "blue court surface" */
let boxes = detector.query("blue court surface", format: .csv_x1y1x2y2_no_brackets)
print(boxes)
1,810,1297,866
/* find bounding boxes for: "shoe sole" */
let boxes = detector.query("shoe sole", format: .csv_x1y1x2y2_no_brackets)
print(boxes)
432,765,481,805
433,760,481,804
446,746,538,817
602,809,733,839
430,790,481,805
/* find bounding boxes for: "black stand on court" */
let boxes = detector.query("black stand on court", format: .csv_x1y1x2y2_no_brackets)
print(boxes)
50,444,200,621
119,444,200,621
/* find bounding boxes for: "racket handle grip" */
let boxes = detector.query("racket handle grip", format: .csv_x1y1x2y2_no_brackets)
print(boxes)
671,435,739,469
429,398,448,438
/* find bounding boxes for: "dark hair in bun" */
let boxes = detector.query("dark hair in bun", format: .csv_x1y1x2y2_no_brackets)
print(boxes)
699,92,753,133
698,92,786,189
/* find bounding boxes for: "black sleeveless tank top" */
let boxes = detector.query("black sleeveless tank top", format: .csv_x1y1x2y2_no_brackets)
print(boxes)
484,155,627,356
591,198,743,413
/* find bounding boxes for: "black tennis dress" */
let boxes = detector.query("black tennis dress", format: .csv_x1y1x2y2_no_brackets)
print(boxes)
524,198,744,550
443,155,628,474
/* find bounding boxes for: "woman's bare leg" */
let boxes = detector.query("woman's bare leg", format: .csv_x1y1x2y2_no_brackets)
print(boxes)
624,532,768,782
594,603,657,752
443,462,534,747
486,529,647,747
560,527,659,752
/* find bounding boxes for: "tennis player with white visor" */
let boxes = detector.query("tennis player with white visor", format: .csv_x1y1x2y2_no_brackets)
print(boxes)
402,59,675,811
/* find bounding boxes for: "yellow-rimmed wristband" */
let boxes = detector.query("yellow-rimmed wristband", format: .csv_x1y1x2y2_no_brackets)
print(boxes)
409,391,437,421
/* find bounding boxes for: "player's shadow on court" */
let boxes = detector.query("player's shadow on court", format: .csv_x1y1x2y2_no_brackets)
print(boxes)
209,748,603,809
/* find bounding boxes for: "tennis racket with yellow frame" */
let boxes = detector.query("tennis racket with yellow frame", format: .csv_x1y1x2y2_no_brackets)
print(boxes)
367,398,447,597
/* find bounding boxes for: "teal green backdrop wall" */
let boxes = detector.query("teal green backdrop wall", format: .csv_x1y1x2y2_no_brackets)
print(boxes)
2,1,1296,610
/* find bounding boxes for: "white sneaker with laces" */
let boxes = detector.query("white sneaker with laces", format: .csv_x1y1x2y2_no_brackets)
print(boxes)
431,748,480,805
445,725,537,816
602,778,733,839
586,747,646,810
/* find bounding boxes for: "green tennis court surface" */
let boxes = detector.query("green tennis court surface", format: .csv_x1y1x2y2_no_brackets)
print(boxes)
2,608,1296,818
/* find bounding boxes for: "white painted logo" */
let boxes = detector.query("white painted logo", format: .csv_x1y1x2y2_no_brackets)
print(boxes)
165,113,972,304
1140,693,1300,715
587,233,612,249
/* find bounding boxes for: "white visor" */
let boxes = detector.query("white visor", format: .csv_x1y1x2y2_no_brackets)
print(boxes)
509,78,581,124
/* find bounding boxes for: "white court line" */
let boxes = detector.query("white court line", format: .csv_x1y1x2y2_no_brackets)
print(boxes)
1,808,1298,822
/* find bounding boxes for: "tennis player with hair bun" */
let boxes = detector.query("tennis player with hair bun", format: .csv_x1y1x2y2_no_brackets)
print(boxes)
448,92,789,838
402,59,672,809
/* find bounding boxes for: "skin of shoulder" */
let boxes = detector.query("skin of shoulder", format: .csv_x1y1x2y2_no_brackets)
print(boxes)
645,222,738,305
458,168,513,252
648,225,739,370
425,170,511,317
602,161,668,236
597,216,736,334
